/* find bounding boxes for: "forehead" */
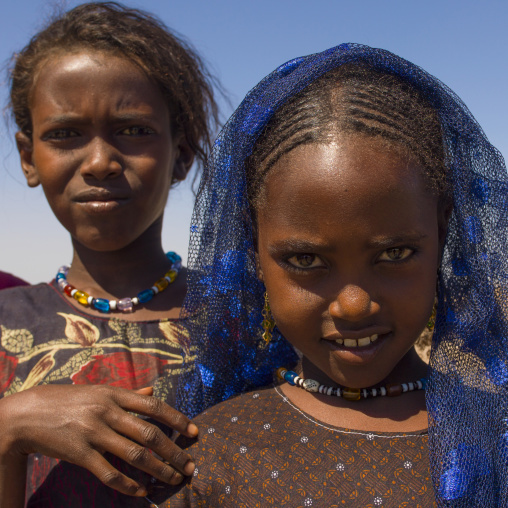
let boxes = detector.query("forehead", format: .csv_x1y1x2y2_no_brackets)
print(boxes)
258,136,438,240
30,50,167,117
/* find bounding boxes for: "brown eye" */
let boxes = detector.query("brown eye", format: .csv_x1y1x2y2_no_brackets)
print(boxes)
287,254,324,269
120,126,155,136
379,247,413,262
46,129,79,139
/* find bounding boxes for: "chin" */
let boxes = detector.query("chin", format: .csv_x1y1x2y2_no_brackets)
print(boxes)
327,364,394,389
73,234,135,253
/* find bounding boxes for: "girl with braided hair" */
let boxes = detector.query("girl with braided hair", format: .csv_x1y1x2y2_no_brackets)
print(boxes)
143,44,506,507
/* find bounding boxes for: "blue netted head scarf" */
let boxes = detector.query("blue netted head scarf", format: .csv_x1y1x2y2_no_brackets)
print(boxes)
177,43,508,506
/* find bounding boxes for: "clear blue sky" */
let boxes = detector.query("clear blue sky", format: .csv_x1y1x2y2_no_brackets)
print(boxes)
1,0,507,283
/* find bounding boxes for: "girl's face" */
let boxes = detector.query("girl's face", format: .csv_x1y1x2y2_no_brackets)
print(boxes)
257,135,445,388
16,50,193,252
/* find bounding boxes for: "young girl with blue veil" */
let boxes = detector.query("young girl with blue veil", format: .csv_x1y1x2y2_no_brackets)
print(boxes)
143,43,507,507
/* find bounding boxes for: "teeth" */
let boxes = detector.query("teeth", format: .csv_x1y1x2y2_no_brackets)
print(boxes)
337,334,380,348
357,337,371,347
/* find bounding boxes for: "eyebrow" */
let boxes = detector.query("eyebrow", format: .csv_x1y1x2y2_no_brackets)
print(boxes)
267,233,429,254
40,114,83,125
366,233,429,248
41,112,157,125
268,239,334,254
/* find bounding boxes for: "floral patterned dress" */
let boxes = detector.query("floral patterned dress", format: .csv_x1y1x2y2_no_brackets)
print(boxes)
0,282,192,503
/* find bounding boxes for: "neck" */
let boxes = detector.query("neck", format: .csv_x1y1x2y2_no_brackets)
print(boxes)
282,349,429,432
299,348,428,389
66,219,172,297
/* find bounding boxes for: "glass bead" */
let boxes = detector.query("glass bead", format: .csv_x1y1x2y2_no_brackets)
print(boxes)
118,298,133,312
284,370,298,385
155,278,169,292
276,368,287,380
165,269,178,283
63,285,74,296
74,290,90,306
386,384,403,397
342,388,361,401
302,379,319,392
166,252,181,264
93,298,110,313
138,289,154,303
57,279,67,291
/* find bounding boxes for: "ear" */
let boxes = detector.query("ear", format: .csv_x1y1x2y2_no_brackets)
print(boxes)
15,132,40,188
172,135,195,183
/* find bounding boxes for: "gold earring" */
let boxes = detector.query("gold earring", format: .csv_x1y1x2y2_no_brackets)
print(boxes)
426,297,438,331
261,292,275,344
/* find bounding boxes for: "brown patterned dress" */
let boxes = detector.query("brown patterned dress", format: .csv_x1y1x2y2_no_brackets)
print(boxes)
152,386,436,508
0,282,192,506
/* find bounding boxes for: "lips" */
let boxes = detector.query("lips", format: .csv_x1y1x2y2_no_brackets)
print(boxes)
74,188,130,203
321,331,390,365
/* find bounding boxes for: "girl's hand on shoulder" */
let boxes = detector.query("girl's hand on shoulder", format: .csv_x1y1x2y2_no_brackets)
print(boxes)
0,384,198,497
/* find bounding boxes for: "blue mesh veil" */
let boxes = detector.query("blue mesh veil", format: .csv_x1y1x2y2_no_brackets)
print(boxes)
176,43,508,506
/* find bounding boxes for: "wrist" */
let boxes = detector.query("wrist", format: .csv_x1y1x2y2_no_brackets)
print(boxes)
0,396,27,458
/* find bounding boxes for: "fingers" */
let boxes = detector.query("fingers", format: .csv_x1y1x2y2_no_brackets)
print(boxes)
106,411,195,477
111,388,198,438
81,450,148,497
93,427,188,485
134,387,154,396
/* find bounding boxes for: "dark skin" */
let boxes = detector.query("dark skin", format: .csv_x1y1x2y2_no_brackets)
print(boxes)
0,50,198,507
257,136,449,434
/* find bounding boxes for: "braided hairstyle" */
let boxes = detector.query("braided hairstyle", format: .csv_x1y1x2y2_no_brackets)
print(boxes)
8,1,219,172
246,63,450,213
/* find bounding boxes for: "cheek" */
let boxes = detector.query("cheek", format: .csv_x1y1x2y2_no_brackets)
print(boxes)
33,149,75,192
265,274,324,341
383,261,437,332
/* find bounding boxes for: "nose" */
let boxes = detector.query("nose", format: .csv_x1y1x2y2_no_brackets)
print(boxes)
80,137,123,180
329,284,380,322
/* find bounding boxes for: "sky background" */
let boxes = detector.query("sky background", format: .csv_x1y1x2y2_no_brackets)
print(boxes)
1,0,507,283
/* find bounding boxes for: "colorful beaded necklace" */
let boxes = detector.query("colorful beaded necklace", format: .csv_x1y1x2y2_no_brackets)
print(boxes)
277,367,426,402
55,251,181,314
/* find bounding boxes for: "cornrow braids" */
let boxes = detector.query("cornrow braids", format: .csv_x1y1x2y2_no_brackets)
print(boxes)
246,62,450,212
8,1,219,171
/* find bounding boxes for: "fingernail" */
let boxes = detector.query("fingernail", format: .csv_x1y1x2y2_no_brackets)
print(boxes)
136,486,148,496
171,472,184,484
183,460,195,476
187,422,198,437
